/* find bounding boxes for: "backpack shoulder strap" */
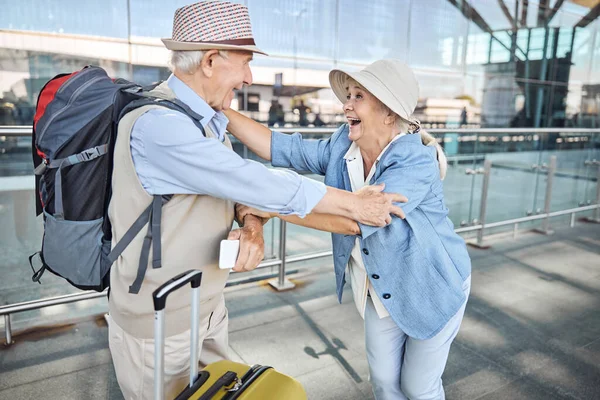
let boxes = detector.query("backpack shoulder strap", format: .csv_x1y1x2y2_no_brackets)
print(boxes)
120,88,207,137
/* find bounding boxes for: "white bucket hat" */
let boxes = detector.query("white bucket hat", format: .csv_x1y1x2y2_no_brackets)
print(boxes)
330,59,448,179
329,59,420,132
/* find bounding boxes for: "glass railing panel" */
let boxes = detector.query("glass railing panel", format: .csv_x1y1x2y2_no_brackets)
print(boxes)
470,131,543,224
540,132,600,212
440,131,485,228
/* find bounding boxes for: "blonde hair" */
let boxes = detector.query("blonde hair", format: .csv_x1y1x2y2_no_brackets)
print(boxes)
419,130,448,180
344,77,447,179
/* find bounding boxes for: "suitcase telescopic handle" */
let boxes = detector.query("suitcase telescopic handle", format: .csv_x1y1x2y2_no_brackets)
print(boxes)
153,270,203,400
152,269,203,311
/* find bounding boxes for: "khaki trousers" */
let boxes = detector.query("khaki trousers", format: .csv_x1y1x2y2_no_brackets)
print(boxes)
108,296,229,400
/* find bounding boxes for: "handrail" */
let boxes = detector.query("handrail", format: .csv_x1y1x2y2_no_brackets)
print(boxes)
2,125,600,137
275,127,600,135
2,203,599,339
0,126,33,136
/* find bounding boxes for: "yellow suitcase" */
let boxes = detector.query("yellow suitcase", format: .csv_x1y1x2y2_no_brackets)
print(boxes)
153,270,308,400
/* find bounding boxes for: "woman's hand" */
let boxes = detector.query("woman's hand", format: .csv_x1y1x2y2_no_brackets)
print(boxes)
235,203,275,226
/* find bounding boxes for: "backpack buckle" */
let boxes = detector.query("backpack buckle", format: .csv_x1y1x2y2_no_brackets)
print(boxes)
34,161,48,176
80,146,102,161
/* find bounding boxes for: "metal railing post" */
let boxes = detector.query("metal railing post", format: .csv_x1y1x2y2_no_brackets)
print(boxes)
4,314,12,345
270,220,276,259
467,159,492,249
535,155,557,235
583,159,600,223
268,220,295,291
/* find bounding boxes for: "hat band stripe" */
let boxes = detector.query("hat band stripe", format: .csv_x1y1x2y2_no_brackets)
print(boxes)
176,38,256,46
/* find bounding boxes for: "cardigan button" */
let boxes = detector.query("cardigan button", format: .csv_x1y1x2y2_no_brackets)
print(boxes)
371,274,380,279
362,248,369,255
383,293,391,299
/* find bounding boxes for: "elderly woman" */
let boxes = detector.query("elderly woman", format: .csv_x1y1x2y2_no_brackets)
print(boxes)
225,59,471,400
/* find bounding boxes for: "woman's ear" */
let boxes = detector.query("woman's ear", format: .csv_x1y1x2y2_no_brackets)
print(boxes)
384,113,396,126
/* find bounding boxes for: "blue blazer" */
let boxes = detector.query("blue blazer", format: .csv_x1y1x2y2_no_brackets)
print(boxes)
271,125,471,340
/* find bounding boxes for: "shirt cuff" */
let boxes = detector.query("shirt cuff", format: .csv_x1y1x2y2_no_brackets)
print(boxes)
278,177,326,217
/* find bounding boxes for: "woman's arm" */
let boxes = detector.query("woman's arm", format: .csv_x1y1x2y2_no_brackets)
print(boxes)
279,213,359,236
236,204,360,235
224,108,272,160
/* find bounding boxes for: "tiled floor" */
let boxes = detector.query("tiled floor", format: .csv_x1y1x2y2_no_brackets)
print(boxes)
1,224,599,399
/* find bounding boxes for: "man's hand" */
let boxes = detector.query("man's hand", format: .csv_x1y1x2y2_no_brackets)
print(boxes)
227,215,265,272
235,203,274,226
353,183,407,226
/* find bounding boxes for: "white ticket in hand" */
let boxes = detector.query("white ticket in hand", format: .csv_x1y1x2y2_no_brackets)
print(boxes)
219,240,240,269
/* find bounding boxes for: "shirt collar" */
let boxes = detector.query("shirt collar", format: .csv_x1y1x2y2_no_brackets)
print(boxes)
343,132,406,162
166,74,229,135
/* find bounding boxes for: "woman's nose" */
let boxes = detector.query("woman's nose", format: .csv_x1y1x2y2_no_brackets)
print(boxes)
343,99,353,111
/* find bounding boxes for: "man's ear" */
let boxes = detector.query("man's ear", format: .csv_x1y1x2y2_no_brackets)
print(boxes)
200,50,221,78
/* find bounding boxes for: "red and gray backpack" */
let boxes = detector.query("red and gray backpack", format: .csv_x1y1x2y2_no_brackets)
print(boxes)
30,65,205,293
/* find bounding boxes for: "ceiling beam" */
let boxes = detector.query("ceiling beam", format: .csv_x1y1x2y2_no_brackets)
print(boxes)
575,2,600,28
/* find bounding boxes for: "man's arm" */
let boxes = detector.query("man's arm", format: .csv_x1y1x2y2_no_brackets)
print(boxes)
136,109,405,226
226,108,337,176
314,184,405,227
224,108,272,160
236,192,406,236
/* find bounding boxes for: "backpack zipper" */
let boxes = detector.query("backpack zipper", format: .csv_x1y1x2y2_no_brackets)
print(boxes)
36,72,104,147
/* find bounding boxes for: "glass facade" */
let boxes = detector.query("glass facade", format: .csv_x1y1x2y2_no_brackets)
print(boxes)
1,0,599,128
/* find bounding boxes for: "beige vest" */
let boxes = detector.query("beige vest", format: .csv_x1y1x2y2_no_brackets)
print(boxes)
108,82,234,339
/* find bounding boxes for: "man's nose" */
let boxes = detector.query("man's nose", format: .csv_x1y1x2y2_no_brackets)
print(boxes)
244,65,253,86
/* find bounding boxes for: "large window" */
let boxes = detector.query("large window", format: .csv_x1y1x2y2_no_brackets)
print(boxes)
248,0,337,60
336,0,410,64
0,0,128,38
1,0,599,128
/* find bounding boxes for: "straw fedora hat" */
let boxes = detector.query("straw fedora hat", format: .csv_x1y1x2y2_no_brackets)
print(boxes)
162,1,267,56
329,59,420,130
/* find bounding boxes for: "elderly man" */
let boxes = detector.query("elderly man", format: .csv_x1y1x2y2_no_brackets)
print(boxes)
107,1,406,398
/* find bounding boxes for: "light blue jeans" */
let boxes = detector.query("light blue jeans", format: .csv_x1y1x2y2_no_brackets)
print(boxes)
365,276,471,400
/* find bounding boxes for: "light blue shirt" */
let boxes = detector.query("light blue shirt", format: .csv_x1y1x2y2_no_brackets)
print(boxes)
129,74,326,216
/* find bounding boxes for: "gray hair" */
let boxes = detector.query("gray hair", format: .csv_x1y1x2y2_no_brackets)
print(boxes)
169,50,230,74
380,103,410,133
169,50,205,74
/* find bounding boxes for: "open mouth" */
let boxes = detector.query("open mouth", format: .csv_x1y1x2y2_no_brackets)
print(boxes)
347,117,361,127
